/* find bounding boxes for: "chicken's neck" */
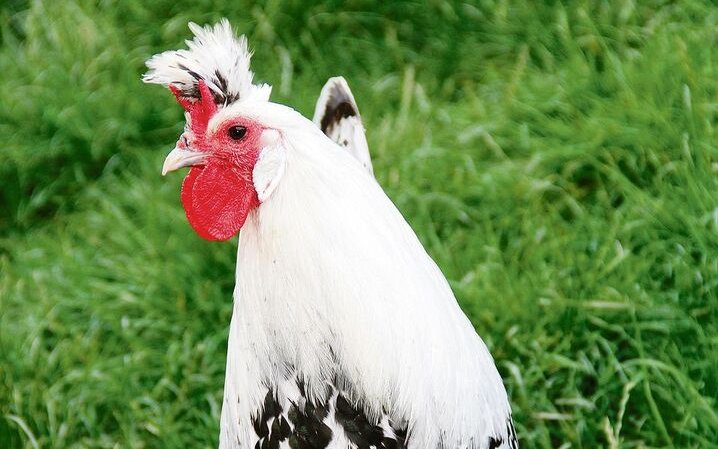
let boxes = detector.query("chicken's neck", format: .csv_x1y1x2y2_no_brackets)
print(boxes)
219,132,511,448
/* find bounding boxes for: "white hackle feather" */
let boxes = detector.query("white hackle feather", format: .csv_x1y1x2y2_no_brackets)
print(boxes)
210,101,516,449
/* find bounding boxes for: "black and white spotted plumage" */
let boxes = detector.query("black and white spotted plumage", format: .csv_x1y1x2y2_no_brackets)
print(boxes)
252,382,519,449
248,378,517,449
250,385,406,449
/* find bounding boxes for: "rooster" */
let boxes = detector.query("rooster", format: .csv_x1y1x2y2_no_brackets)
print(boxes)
144,20,518,449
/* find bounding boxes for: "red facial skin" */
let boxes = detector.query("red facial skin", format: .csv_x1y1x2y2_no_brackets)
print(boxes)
170,81,263,241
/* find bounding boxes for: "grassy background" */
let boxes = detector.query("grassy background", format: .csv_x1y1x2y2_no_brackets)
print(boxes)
2,0,718,447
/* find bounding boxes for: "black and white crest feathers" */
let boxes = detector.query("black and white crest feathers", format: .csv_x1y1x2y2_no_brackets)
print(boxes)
143,19,271,106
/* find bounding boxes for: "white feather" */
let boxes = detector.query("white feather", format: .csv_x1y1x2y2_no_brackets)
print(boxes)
143,19,271,104
313,76,374,175
213,101,513,449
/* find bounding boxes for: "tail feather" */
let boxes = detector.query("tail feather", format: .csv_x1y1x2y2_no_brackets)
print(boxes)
313,77,373,175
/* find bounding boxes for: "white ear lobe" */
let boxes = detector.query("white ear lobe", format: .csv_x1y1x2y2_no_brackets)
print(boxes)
253,129,286,202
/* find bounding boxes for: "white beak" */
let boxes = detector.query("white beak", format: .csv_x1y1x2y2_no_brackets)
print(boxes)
161,147,208,176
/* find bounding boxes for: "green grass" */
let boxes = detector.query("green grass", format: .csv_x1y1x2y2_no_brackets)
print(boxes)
2,0,718,447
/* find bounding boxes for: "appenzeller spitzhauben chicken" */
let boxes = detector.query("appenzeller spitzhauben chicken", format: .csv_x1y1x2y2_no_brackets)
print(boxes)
144,19,518,449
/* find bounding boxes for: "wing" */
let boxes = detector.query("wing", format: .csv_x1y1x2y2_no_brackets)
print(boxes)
489,417,520,449
250,382,407,449
249,379,517,449
313,77,374,176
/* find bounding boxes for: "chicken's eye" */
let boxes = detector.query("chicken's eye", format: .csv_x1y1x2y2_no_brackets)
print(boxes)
228,125,247,140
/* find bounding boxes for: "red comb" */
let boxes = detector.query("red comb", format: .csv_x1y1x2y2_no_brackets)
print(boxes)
169,79,218,137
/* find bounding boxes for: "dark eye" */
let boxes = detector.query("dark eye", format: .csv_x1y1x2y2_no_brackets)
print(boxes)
228,125,247,140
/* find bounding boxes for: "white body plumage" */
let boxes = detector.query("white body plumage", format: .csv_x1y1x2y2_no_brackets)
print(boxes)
216,102,514,449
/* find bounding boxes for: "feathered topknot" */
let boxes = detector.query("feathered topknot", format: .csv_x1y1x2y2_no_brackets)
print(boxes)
143,19,271,106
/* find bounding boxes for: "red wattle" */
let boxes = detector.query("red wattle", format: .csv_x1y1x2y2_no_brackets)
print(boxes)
180,164,259,241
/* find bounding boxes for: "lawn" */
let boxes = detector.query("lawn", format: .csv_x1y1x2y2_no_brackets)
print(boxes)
1,1,717,448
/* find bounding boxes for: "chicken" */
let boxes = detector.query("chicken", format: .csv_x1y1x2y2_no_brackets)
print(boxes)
144,20,518,449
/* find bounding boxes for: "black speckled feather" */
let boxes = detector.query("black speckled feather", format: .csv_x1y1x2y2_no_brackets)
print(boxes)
246,380,519,449
250,381,410,449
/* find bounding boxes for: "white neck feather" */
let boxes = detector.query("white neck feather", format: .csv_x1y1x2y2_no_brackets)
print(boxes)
219,115,511,448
